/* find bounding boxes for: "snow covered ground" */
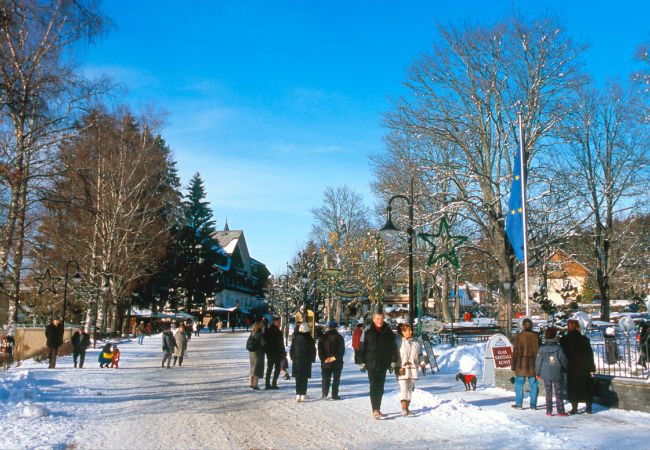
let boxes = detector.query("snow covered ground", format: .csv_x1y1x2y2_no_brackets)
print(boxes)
1,331,650,449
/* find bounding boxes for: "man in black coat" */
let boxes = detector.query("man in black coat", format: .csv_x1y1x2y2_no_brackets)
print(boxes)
318,320,345,400
359,310,400,419
71,328,91,368
264,317,285,389
45,318,64,369
560,319,596,414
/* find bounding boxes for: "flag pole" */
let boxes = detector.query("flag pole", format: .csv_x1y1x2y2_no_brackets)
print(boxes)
517,112,530,316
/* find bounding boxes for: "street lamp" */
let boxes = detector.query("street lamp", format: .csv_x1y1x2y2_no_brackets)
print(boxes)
379,177,415,330
62,260,82,326
277,274,290,345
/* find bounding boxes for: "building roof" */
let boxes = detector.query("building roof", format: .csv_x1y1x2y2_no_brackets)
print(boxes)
213,230,242,256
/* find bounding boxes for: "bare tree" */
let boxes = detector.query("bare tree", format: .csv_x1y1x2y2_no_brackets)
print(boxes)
0,0,106,326
557,83,649,320
310,185,370,247
379,15,585,327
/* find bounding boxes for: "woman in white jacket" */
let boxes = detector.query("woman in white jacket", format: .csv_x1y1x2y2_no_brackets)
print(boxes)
396,324,426,416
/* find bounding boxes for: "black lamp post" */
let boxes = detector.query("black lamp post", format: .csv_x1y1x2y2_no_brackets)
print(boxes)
62,260,82,326
278,274,290,345
379,178,415,330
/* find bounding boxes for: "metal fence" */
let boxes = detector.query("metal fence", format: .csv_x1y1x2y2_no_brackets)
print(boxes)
592,340,649,380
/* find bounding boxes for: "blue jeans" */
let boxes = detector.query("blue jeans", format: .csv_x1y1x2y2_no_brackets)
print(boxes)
137,333,145,345
514,376,538,408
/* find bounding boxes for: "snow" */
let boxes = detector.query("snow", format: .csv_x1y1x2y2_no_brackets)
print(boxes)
1,332,649,449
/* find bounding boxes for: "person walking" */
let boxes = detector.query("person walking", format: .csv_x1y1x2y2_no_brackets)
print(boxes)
247,320,266,389
45,318,64,369
137,321,146,345
161,324,177,368
173,324,188,367
511,318,540,410
290,322,316,402
535,326,568,416
560,319,596,414
193,321,200,337
318,320,345,400
263,317,285,389
396,323,426,416
216,318,223,333
352,323,364,368
358,309,400,419
71,328,90,369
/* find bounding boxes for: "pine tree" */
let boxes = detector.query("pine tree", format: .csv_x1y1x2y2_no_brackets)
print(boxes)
176,173,227,311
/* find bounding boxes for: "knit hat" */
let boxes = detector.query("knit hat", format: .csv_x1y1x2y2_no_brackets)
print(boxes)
605,327,616,336
328,320,337,328
299,322,310,333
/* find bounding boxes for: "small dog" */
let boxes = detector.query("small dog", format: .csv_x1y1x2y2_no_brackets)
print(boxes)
455,372,477,391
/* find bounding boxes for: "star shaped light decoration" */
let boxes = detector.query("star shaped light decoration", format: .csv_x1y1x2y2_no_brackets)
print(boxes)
418,217,468,269
35,269,60,295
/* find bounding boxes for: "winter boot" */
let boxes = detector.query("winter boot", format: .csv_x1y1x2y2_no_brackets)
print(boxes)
569,402,578,415
296,395,301,402
400,400,408,417
585,402,593,414
249,376,254,388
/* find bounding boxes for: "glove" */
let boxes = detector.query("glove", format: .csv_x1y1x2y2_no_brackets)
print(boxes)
359,363,366,372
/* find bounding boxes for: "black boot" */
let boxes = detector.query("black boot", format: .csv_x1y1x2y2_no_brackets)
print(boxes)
569,402,578,415
585,402,593,414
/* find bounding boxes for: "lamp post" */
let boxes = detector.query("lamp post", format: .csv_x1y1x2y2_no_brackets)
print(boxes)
503,282,513,338
278,274,290,345
379,177,415,330
62,260,82,326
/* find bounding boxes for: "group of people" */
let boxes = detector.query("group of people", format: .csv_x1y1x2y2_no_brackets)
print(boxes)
511,318,596,415
246,310,428,419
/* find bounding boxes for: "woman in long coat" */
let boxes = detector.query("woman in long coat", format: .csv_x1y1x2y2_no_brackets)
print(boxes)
290,322,316,402
560,319,596,414
248,321,266,389
173,325,188,367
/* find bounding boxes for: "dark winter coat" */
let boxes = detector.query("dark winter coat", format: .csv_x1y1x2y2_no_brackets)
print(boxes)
162,330,177,354
560,330,596,402
358,324,399,372
535,342,568,382
511,330,540,377
290,331,316,378
45,322,64,348
71,331,90,352
318,328,345,369
249,330,266,378
263,324,285,358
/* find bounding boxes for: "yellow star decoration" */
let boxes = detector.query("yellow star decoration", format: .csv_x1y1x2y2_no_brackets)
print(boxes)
515,175,520,181
518,208,523,213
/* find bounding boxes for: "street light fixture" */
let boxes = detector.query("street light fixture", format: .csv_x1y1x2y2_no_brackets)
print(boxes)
379,177,415,330
62,260,82,326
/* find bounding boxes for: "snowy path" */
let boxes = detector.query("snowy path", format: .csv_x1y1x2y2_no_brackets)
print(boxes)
2,332,650,449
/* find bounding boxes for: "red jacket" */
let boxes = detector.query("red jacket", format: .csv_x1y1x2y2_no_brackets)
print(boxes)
352,327,362,351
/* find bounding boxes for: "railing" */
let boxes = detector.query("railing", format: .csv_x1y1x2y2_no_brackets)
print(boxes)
592,340,649,380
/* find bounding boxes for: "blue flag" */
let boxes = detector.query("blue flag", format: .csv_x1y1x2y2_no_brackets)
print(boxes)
505,145,526,261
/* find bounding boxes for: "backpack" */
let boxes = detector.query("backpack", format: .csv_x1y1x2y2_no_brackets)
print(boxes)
246,334,258,352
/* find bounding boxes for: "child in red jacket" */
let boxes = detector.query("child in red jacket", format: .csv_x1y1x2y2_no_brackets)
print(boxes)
110,344,120,368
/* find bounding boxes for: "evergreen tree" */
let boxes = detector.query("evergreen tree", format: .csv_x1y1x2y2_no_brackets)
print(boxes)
176,173,228,311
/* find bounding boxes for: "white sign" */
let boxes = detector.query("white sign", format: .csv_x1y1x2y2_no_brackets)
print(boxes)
482,333,513,386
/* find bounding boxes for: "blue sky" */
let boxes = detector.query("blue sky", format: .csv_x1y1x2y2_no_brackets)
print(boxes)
80,0,648,274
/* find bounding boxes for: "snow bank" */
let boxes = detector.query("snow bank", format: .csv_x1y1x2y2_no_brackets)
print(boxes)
434,342,486,375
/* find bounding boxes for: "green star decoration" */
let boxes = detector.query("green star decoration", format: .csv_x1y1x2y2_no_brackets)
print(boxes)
418,217,468,269
36,269,60,295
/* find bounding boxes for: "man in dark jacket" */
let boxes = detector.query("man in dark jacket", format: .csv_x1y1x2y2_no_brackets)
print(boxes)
71,328,91,368
359,310,400,419
161,324,177,368
318,320,345,400
45,318,64,369
511,318,540,409
560,319,596,414
264,317,285,389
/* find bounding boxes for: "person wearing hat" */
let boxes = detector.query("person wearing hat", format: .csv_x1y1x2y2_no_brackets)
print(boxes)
511,318,540,410
560,319,596,414
318,320,345,400
359,309,400,419
290,321,316,402
45,318,65,369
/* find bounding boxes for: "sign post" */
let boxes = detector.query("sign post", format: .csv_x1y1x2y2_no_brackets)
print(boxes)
483,333,513,386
